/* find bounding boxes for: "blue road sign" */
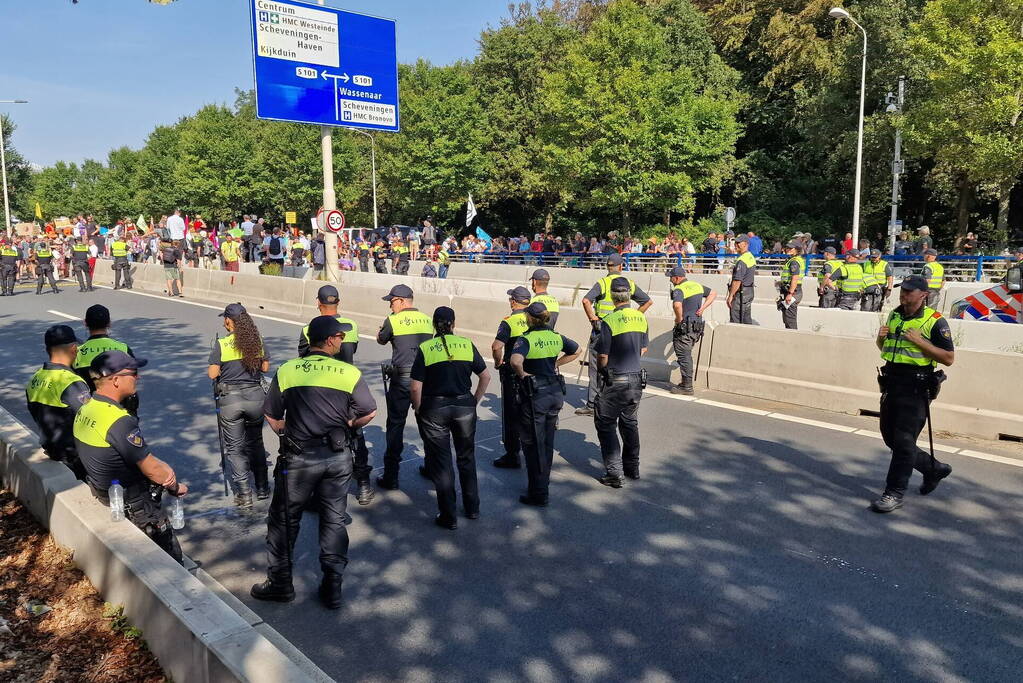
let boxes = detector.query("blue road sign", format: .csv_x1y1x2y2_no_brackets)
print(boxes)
249,0,399,132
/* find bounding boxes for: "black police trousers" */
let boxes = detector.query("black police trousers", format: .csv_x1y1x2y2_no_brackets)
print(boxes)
218,385,269,496
672,326,702,385
779,285,802,329
383,369,412,479
818,288,837,309
396,260,410,275
113,258,133,289
416,394,479,521
729,287,754,324
352,427,371,483
73,261,93,290
594,374,643,479
374,260,388,274
860,286,884,312
92,484,183,564
266,445,352,582
880,381,942,496
499,367,522,461
359,255,369,272
1,264,16,295
837,292,860,310
518,377,564,501
35,266,59,294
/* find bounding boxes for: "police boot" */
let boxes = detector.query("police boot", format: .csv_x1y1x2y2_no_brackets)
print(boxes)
492,454,521,469
250,578,295,603
318,574,344,610
356,480,374,505
255,485,271,501
870,491,903,513
375,474,399,490
234,492,254,509
597,474,624,489
920,463,952,495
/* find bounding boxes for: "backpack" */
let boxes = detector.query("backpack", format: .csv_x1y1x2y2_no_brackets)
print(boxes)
269,236,281,255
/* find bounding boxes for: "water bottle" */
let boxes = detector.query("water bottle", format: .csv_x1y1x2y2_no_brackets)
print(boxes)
108,480,125,522
169,495,184,530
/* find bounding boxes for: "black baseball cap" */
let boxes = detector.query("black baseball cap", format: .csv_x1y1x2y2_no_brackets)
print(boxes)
218,302,246,319
525,301,547,317
610,277,631,293
734,234,749,243
44,324,79,348
317,285,340,305
667,266,687,278
91,350,148,378
382,284,414,301
923,248,938,256
530,269,550,281
507,286,531,303
606,253,625,266
870,248,882,257
900,275,929,292
307,315,346,344
785,241,801,249
433,306,455,323
824,246,837,254
84,304,111,328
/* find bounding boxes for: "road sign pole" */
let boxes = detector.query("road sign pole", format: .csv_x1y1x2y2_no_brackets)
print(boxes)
317,0,339,282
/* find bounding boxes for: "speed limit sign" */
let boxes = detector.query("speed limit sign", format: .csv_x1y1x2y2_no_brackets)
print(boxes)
322,209,346,233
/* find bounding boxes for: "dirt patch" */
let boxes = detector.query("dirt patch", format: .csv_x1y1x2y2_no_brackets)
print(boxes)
0,489,166,682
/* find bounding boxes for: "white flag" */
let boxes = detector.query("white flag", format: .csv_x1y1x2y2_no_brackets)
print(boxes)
465,193,477,227
137,214,149,234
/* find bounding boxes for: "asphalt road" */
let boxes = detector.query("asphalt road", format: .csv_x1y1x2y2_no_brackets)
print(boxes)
1,282,1021,682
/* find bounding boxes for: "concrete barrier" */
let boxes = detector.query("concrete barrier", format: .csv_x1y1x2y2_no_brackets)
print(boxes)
0,405,332,683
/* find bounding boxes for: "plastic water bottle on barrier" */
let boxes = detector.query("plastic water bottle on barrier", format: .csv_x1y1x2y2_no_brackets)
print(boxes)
108,480,125,522
169,496,185,530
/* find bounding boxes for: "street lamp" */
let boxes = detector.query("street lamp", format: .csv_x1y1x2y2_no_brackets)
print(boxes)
0,100,29,237
829,7,867,250
347,128,378,234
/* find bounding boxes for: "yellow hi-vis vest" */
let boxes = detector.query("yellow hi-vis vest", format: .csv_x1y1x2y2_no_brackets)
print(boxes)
863,260,889,288
925,262,944,290
111,240,128,257
419,334,474,365
838,262,864,293
781,256,805,286
594,275,636,318
881,307,942,367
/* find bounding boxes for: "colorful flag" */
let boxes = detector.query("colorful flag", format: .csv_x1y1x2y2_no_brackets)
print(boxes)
475,227,492,245
466,193,477,227
34,202,42,219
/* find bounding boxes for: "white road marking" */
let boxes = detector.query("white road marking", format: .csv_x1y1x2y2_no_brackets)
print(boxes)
46,310,77,321
95,285,1023,470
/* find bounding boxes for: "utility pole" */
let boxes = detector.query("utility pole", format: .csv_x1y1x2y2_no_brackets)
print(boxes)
0,100,29,236
318,0,339,282
886,76,905,254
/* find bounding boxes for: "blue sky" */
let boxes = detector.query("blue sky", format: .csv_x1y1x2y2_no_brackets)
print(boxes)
0,0,512,166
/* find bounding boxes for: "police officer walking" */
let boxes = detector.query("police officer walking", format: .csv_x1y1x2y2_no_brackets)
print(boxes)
74,350,187,563
579,254,652,416
778,241,804,329
208,303,270,508
375,285,434,489
824,250,864,310
528,269,560,329
253,316,377,608
1,240,19,296
111,234,134,290
34,239,62,295
491,286,532,468
817,247,840,308
509,302,580,506
298,285,373,505
667,266,715,395
593,277,649,487
725,234,756,324
861,249,893,312
871,275,955,513
921,249,944,308
26,324,91,480
410,306,491,529
71,236,94,292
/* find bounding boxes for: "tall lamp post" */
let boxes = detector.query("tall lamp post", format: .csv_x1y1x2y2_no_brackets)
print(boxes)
317,0,339,282
829,7,867,250
0,100,29,236
348,128,378,233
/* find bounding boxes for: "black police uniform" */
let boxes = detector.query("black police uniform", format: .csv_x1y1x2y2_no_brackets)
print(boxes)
729,251,756,324
581,276,651,409
71,243,93,291
594,303,648,483
510,328,578,503
393,245,411,275
210,334,270,499
34,246,61,294
26,361,91,480
261,353,376,590
493,309,529,467
112,239,134,289
358,243,370,272
376,308,434,485
529,293,560,329
1,246,19,296
778,255,804,329
74,394,183,563
411,334,487,524
818,258,841,309
670,280,712,390
372,244,390,274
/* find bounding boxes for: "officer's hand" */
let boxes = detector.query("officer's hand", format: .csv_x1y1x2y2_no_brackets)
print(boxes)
725,296,733,308
784,294,793,304
877,325,889,339
589,319,601,334
903,328,926,345
172,483,188,496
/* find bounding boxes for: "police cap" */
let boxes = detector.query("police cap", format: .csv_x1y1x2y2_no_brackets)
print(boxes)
307,315,346,345
734,234,749,243
44,324,79,349
923,248,938,257
823,246,837,255
1014,245,1023,255
433,306,455,324
91,350,148,378
530,269,550,281
84,304,111,328
317,285,340,305
610,277,631,293
900,275,929,292
667,266,687,278
525,301,547,317
218,302,247,319
382,284,414,301
785,241,801,249
507,286,531,303
845,250,860,259
870,248,881,257
606,253,625,266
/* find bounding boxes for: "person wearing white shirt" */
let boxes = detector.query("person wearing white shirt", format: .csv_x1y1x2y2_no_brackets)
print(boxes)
167,210,186,241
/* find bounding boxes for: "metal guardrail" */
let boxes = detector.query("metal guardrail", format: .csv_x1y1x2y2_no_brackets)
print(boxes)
445,251,1017,282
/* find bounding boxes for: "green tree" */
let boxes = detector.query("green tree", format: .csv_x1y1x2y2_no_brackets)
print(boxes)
1,115,33,227
30,162,81,220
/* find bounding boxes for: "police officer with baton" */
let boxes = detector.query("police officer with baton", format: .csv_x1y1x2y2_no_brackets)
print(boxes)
667,266,715,395
252,316,377,609
491,287,531,468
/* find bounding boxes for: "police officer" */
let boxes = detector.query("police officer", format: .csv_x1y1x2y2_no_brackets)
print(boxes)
209,303,270,508
509,302,580,506
778,241,804,329
410,306,491,528
726,234,756,324
593,277,648,487
74,350,187,563
871,275,955,513
528,269,560,329
861,249,893,312
817,247,840,308
579,254,652,416
111,234,134,290
375,284,434,489
437,245,451,279
357,239,370,272
392,239,411,275
372,239,390,274
825,250,864,310
298,285,373,505
253,316,377,608
667,266,715,395
34,239,61,295
187,229,204,268
0,240,19,296
26,324,91,481
74,305,140,415
921,249,944,308
491,286,531,468
71,236,94,292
